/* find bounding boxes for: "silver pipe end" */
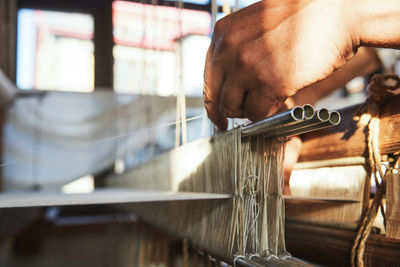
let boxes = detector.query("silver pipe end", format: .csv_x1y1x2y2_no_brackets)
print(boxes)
241,106,304,137
302,104,315,120
316,108,330,122
291,106,305,121
329,111,341,125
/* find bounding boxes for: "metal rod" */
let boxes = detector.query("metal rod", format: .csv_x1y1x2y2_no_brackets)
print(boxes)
241,106,304,137
302,104,315,120
264,108,329,137
282,110,341,137
234,255,314,267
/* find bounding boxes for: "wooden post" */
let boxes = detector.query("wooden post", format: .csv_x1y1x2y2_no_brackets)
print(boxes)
93,0,113,89
0,0,17,191
386,172,400,239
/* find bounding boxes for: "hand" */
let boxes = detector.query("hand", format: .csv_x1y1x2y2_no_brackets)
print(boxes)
203,0,359,130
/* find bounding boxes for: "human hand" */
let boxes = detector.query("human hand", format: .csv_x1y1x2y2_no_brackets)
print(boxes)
203,0,359,130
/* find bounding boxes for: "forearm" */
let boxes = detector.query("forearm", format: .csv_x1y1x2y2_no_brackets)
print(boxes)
352,0,400,49
292,47,381,105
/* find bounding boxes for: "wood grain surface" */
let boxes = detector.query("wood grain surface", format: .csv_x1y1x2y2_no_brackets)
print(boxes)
299,95,400,162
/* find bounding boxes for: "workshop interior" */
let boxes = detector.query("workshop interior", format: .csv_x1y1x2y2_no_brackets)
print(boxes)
0,0,400,266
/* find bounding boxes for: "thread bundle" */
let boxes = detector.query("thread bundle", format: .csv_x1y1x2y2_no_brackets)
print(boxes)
128,128,287,262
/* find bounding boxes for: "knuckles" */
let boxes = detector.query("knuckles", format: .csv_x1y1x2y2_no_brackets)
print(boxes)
218,104,241,118
237,47,253,68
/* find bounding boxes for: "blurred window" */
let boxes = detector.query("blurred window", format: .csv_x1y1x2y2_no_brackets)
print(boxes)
17,9,94,92
112,1,211,96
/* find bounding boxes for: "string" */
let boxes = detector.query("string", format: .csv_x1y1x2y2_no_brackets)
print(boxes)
174,0,186,147
0,114,206,168
32,95,44,190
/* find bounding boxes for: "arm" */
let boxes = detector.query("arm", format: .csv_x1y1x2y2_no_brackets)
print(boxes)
292,47,381,105
283,47,381,195
355,0,400,49
203,0,400,130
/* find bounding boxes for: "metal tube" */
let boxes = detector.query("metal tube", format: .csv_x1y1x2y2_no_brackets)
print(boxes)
264,108,329,137
234,255,314,267
282,110,341,137
241,106,304,137
302,104,315,120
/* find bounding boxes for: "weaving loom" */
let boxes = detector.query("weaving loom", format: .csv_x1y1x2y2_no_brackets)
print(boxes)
2,0,400,265
105,104,341,266
2,74,400,266
0,100,339,266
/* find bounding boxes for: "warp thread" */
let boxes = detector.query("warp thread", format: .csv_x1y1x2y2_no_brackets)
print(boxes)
233,132,287,258
128,127,287,262
351,74,400,267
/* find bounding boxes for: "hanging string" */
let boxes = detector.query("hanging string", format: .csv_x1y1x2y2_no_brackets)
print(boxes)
174,0,187,147
32,94,45,190
233,0,239,12
222,0,231,15
211,0,217,28
140,0,147,95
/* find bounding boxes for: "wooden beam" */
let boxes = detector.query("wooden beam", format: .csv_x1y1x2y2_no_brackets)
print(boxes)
93,0,113,88
386,172,400,239
0,0,17,81
299,95,400,162
0,0,17,191
18,0,213,14
285,221,400,267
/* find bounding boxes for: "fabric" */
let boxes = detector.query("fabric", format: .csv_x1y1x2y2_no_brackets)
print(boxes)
3,91,205,191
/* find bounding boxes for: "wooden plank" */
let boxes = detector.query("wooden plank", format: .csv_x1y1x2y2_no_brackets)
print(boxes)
93,0,113,88
0,0,17,81
0,108,3,192
286,165,367,227
285,221,400,267
0,189,230,208
18,0,213,13
299,95,400,162
0,207,41,244
386,173,400,239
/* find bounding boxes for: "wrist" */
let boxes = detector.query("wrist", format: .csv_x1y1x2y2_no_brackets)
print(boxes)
349,0,400,49
341,0,361,51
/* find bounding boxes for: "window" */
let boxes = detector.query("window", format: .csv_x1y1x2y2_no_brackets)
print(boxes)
17,9,94,92
112,1,211,96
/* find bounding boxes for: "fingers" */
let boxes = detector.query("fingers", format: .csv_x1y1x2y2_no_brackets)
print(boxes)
219,72,246,118
243,89,283,122
203,44,228,130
